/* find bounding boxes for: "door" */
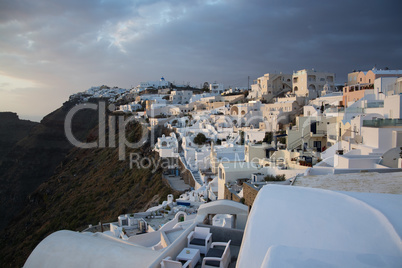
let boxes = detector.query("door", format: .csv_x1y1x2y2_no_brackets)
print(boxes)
310,121,317,134
314,141,321,152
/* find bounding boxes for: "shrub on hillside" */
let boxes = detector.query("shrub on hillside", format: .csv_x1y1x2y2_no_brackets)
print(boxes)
194,133,207,145
264,174,286,181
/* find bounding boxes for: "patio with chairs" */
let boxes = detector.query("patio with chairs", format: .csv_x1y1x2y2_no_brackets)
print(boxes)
160,225,243,268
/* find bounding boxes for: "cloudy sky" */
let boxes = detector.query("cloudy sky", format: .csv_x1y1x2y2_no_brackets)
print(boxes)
1,0,401,121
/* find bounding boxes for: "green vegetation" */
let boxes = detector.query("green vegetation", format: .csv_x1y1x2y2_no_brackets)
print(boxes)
127,121,145,143
298,160,313,167
263,132,273,144
202,82,209,92
264,174,286,181
277,131,287,145
239,130,245,145
194,133,207,145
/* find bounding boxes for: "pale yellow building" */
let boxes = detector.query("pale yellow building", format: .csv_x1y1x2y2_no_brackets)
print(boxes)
250,73,292,101
292,69,335,100
245,143,275,163
286,115,328,152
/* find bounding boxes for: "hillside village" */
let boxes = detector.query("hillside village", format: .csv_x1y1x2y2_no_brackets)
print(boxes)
69,68,402,203
25,68,402,267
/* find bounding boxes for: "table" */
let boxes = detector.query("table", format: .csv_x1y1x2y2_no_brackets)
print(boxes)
176,248,200,268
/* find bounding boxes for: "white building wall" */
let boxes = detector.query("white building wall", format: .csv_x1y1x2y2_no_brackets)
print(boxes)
245,130,266,143
361,127,380,149
160,148,177,158
195,150,211,170
384,94,402,119
303,105,320,116
170,91,193,104
210,83,224,95
360,127,402,153
374,77,398,96
155,133,179,158
392,131,402,148
184,148,197,170
140,80,170,89
249,84,261,99
335,155,381,169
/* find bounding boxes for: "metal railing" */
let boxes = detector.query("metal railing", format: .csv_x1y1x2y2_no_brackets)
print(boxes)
363,118,402,127
328,135,337,140
345,107,365,113
365,101,384,108
288,131,310,149
325,107,345,113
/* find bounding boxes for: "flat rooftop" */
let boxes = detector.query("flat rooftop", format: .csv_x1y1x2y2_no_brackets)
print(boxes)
294,172,402,194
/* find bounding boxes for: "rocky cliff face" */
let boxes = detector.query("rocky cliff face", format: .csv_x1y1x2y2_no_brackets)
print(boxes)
0,112,38,165
0,104,176,267
0,101,99,231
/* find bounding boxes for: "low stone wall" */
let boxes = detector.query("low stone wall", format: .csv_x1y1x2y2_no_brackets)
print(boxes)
223,184,241,203
242,182,259,207
197,224,244,246
161,174,175,190
178,157,196,188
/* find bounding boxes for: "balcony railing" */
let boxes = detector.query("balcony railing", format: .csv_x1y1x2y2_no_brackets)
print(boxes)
345,107,364,113
365,101,384,109
325,107,345,113
363,118,402,128
310,130,327,136
328,135,337,140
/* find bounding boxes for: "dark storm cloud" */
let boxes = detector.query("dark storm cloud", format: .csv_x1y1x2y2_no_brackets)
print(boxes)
0,0,401,118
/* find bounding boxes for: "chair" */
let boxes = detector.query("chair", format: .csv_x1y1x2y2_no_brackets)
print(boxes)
201,240,231,268
160,257,191,268
187,227,212,254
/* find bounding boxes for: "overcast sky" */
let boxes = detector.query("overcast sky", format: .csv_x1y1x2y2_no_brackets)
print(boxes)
1,0,401,121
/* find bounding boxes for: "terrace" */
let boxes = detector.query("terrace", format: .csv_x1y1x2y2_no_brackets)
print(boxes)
153,200,248,268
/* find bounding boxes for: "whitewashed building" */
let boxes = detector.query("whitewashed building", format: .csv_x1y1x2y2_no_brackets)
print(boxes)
209,83,225,95
154,133,179,158
170,90,193,104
